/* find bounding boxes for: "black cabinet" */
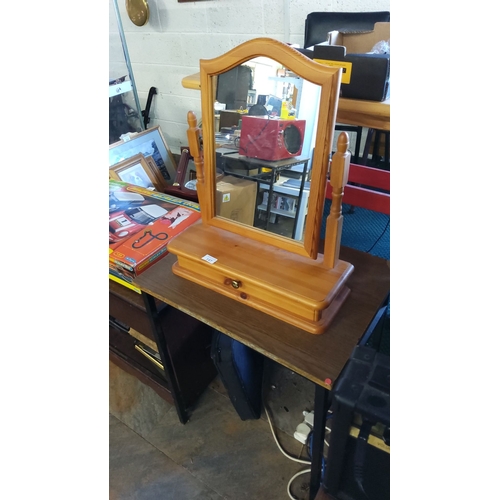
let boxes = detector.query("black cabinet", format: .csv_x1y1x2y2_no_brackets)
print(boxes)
109,280,217,423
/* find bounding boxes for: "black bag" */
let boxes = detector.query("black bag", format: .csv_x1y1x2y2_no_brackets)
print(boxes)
210,330,264,420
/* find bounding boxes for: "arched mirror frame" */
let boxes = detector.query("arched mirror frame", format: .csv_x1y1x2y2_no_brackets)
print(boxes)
195,38,343,260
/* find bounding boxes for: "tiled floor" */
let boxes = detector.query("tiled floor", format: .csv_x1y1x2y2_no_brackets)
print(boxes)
110,357,319,500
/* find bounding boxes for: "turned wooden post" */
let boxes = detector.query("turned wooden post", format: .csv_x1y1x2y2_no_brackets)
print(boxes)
323,132,351,269
186,111,204,186
186,110,208,214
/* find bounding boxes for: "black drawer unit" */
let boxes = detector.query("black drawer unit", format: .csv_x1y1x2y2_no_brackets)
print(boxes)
109,279,217,423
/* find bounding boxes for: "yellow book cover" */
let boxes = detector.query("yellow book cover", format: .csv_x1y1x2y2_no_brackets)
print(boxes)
109,273,142,294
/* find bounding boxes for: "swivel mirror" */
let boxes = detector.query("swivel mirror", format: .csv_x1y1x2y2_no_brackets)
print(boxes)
168,38,354,334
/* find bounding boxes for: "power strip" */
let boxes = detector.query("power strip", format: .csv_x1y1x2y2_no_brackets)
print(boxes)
303,410,314,427
293,411,314,444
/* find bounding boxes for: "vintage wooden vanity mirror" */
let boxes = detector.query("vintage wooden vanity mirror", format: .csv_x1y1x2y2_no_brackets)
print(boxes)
167,38,354,334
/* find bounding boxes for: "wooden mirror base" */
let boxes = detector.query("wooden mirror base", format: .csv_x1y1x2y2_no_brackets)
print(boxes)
167,224,354,334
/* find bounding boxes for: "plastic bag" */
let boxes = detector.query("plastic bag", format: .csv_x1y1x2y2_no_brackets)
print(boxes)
369,39,390,54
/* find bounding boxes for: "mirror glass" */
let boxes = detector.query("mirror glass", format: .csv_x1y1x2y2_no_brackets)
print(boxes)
211,56,321,242
196,39,342,259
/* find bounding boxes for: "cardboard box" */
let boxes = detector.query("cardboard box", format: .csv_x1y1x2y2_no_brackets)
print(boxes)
313,22,390,102
216,175,257,226
109,179,201,282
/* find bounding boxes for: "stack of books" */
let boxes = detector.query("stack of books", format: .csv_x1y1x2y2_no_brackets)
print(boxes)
109,179,201,292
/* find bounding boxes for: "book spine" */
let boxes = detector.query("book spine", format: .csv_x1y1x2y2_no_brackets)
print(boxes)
109,273,142,294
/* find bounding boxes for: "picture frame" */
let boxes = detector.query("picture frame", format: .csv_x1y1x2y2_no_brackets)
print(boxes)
109,125,177,183
109,153,168,192
163,148,198,202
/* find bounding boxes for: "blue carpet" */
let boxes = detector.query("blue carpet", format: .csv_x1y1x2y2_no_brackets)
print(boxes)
321,200,390,261
321,200,390,355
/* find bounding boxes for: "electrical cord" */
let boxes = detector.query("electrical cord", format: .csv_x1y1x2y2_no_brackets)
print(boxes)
263,400,335,499
262,367,311,500
263,403,311,465
323,411,333,447
324,426,331,447
365,216,390,254
353,419,375,498
262,372,335,499
287,469,311,500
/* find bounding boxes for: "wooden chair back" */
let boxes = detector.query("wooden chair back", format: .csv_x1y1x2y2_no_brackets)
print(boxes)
325,163,390,215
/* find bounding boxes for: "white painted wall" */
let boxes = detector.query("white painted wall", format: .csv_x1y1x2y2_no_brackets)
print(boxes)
110,0,390,154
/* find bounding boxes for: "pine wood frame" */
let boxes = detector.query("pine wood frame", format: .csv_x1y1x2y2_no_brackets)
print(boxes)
167,38,353,334
195,38,343,259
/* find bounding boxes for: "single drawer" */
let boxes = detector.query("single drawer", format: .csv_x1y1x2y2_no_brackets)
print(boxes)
109,323,167,385
109,291,154,340
176,254,325,322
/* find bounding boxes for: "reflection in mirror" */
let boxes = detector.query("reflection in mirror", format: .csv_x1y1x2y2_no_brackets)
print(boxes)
212,57,321,242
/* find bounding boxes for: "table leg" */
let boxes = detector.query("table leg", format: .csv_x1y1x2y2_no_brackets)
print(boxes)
309,384,329,500
322,399,354,496
265,171,276,231
292,159,309,240
142,292,189,424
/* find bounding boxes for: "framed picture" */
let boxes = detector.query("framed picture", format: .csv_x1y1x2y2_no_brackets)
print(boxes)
163,148,198,202
109,125,177,183
109,153,168,191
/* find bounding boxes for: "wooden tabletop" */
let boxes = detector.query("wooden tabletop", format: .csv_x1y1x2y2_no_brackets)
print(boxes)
135,246,390,390
335,96,389,131
181,71,390,131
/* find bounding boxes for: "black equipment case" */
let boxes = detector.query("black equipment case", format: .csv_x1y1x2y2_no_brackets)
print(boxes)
210,330,265,420
323,345,390,500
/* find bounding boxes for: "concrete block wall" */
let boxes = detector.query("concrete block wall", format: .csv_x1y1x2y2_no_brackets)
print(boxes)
110,0,390,154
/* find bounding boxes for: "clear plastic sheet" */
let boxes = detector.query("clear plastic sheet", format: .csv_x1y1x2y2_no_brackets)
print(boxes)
369,39,390,54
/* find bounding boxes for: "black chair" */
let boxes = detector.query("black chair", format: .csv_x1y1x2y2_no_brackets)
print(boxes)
361,128,390,169
337,125,363,164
